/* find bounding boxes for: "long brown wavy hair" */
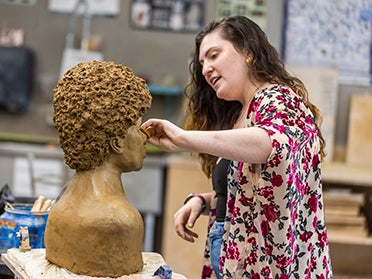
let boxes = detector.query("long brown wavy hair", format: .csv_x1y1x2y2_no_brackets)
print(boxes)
184,15,325,177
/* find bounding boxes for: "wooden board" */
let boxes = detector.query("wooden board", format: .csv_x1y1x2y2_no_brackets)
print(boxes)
1,249,187,279
346,94,372,165
1,253,29,279
162,155,212,279
287,66,339,162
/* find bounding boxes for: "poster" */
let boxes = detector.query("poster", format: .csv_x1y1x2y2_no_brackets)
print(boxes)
215,0,267,31
283,0,372,85
130,0,204,32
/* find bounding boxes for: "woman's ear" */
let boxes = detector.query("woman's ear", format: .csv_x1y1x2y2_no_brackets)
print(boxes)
109,137,122,154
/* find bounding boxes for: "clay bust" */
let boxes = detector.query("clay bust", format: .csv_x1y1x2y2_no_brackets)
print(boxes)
44,60,152,277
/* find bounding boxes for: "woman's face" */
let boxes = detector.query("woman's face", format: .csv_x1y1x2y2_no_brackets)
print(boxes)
199,30,251,103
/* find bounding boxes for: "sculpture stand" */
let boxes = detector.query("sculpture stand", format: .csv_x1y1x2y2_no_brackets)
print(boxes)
1,249,187,279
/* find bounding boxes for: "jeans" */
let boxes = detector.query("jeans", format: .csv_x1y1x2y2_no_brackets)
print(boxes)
209,221,224,279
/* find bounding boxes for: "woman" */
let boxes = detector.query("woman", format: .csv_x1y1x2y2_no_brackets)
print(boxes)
142,16,332,278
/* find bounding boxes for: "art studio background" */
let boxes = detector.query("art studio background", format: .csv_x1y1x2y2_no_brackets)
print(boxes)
1,0,372,278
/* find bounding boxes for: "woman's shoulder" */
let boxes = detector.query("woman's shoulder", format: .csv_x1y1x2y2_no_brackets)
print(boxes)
255,84,299,104
259,83,292,95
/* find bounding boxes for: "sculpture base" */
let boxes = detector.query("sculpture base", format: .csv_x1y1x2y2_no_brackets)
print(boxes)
1,248,187,279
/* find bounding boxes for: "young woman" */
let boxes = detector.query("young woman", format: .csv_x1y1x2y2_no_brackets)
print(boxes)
142,15,332,279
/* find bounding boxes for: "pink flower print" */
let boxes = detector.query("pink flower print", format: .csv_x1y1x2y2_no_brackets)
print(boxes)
267,129,275,136
288,137,300,153
296,118,305,129
248,236,257,246
261,220,271,236
278,274,289,279
239,174,248,185
265,243,273,256
286,228,295,248
237,161,243,178
237,162,248,185
290,206,297,224
227,198,235,213
251,272,261,279
202,265,213,278
275,111,288,120
312,216,318,230
312,153,320,168
272,138,280,149
310,256,317,271
307,242,313,252
283,117,295,127
308,193,318,213
232,206,241,218
262,266,271,277
276,254,290,269
269,154,281,168
246,251,258,265
279,87,290,94
296,177,306,198
276,124,286,134
299,231,313,242
318,231,328,249
263,204,279,222
239,195,253,207
259,186,274,201
226,241,240,260
271,173,283,187
230,205,241,223
247,223,258,234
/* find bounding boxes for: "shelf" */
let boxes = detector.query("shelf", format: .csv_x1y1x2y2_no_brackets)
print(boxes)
147,84,183,119
322,162,372,187
147,84,183,96
328,233,372,246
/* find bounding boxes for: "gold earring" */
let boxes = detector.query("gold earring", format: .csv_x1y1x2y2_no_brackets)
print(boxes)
246,56,254,66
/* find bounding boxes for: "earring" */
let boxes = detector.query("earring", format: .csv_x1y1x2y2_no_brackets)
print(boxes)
246,56,254,66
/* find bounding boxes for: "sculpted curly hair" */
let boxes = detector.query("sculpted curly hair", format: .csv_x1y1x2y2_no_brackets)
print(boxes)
53,60,152,171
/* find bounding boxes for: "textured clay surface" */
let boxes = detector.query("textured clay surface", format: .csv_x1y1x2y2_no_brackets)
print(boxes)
45,61,152,277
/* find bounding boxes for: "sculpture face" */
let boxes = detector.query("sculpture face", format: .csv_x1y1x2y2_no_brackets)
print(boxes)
110,120,148,172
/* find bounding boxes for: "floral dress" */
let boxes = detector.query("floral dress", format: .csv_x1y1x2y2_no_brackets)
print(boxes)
201,85,333,279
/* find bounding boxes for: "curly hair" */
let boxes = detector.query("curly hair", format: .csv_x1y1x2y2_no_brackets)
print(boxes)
185,15,325,177
53,60,152,171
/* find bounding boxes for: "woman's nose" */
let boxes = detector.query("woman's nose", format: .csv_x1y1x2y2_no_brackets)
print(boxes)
202,63,213,76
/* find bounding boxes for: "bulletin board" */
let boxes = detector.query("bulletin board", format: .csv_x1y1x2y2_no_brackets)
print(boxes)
130,0,205,32
282,0,372,85
215,0,267,31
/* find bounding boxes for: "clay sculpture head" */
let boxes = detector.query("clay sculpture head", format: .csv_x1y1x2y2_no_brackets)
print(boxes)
53,60,152,171
44,60,152,277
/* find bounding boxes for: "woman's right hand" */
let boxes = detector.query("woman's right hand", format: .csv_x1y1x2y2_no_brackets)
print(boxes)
141,119,187,152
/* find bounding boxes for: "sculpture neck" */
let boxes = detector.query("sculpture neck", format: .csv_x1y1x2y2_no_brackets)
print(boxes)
70,162,126,197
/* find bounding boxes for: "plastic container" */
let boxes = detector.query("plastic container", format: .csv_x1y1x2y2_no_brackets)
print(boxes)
0,203,48,253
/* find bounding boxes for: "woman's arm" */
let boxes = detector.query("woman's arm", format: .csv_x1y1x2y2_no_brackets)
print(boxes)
142,119,272,163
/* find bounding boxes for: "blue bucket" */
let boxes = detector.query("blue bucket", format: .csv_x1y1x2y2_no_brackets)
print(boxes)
0,204,49,253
